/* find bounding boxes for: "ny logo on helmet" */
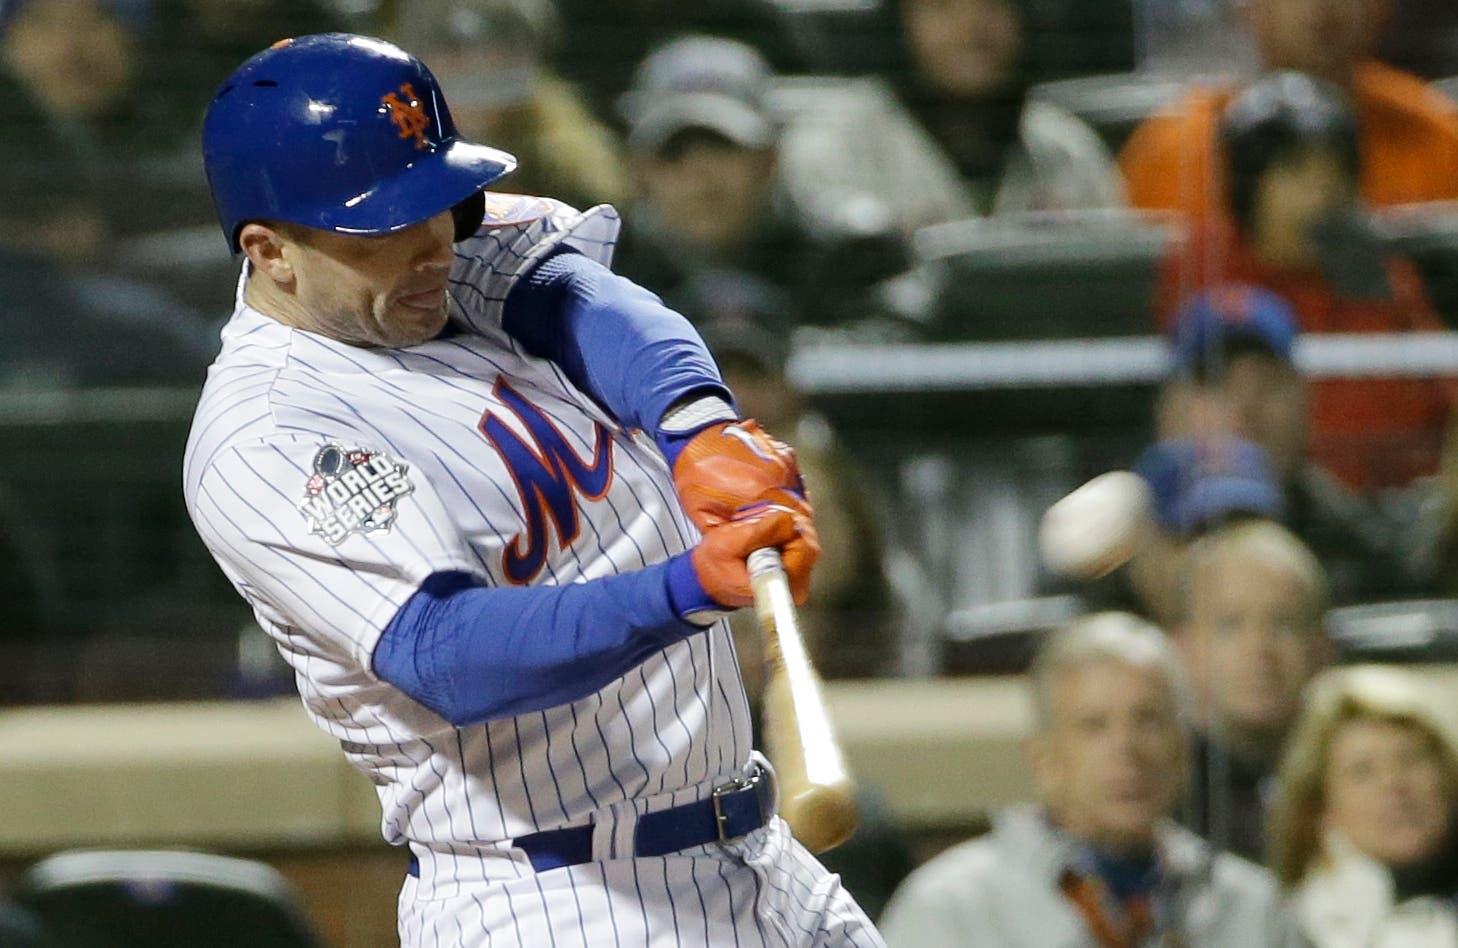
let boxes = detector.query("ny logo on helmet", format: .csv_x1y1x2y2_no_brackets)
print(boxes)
380,82,431,150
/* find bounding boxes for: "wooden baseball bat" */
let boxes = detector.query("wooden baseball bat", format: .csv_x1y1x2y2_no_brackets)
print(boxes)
747,548,859,854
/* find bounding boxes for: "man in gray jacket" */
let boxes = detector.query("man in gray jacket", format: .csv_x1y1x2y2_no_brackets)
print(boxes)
880,613,1304,947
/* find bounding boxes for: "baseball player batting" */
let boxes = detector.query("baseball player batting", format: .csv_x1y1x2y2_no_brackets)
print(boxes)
183,33,884,947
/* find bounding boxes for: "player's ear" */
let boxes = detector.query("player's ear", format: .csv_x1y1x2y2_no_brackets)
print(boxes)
239,222,296,286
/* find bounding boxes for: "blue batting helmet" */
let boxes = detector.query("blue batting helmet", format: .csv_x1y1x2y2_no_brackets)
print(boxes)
202,33,516,251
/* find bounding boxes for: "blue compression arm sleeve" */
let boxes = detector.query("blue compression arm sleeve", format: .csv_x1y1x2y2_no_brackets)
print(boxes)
371,555,716,726
501,249,732,432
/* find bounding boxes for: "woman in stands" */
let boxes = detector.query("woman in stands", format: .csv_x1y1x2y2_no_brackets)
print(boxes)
1272,665,1458,948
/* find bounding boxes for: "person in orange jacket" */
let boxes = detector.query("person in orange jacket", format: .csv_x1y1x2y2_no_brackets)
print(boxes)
1156,73,1454,491
1121,0,1458,222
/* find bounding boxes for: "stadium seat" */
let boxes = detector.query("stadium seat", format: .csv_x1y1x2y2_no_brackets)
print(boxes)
915,210,1177,341
1029,72,1190,152
1326,599,1458,663
15,850,320,948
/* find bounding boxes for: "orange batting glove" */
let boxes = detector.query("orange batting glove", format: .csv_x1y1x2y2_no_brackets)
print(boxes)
672,420,807,532
690,496,820,609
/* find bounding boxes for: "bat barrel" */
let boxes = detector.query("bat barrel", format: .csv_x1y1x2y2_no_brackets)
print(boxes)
747,547,860,854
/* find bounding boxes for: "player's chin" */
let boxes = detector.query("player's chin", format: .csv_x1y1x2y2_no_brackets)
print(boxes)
379,296,450,347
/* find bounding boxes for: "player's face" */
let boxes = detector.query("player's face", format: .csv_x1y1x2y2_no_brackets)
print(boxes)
1034,661,1186,852
1322,718,1452,868
1182,553,1323,742
901,0,1023,98
283,211,456,348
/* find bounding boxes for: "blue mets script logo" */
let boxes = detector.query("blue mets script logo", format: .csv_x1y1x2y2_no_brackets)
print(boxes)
479,380,614,584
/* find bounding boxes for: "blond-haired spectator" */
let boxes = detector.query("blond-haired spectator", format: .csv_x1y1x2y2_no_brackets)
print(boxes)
881,613,1301,948
1174,519,1331,862
1272,666,1458,948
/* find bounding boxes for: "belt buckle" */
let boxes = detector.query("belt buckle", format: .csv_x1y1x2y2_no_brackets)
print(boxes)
711,770,760,842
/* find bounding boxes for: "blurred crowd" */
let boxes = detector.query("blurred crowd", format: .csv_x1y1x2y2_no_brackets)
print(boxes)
7,0,1458,943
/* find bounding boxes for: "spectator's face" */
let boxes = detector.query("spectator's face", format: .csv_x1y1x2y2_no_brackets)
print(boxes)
1248,0,1388,85
1156,379,1238,444
418,44,538,140
1,0,137,120
242,211,456,348
1182,552,1323,742
1220,353,1308,480
1034,661,1187,851
901,0,1023,98
1323,719,1452,868
1250,148,1357,272
640,134,774,253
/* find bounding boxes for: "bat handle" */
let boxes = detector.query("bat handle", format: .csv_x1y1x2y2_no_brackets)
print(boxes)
747,547,788,660
747,547,785,581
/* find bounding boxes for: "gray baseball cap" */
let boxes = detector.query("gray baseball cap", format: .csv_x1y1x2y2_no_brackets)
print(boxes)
623,36,777,153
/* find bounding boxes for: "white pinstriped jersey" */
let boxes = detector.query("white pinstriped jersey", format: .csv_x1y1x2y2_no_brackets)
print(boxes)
183,198,755,853
184,196,884,948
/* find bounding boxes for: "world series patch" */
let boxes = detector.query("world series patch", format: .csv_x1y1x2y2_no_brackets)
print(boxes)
299,443,414,546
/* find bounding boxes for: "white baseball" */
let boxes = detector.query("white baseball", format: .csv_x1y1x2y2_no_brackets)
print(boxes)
1039,471,1153,579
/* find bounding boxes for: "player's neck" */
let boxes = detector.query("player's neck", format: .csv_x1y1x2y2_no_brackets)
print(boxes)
244,269,323,336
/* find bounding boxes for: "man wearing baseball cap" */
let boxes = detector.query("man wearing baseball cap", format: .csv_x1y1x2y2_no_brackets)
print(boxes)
613,37,794,301
614,36,908,328
1158,284,1427,604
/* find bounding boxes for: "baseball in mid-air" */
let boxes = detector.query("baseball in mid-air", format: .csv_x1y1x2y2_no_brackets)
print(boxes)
1039,471,1153,579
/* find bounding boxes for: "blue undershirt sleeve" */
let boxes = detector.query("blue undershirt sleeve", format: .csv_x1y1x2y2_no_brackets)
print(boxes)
500,249,732,433
371,554,715,726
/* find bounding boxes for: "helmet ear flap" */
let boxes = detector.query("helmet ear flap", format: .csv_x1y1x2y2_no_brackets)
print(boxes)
452,191,486,242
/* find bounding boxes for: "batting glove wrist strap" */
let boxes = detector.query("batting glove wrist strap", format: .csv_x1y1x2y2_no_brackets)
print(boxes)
654,394,738,467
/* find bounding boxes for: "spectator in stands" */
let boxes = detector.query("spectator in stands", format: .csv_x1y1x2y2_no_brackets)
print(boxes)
880,613,1301,947
1120,437,1285,626
390,0,629,212
1161,283,1439,599
551,0,796,115
0,0,228,245
892,0,1124,214
1122,0,1458,220
1173,520,1330,863
615,36,909,327
1174,75,1446,386
0,0,231,383
0,0,138,260
1271,665,1458,947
